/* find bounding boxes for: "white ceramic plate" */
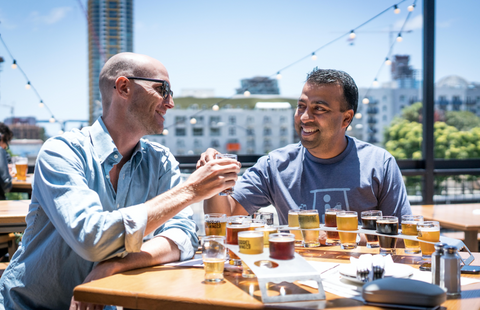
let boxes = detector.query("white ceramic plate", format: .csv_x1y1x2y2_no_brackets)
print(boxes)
338,263,415,284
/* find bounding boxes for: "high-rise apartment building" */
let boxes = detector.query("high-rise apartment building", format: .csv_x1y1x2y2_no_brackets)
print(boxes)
88,0,133,124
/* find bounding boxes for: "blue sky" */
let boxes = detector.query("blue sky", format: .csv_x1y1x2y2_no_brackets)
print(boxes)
0,0,479,136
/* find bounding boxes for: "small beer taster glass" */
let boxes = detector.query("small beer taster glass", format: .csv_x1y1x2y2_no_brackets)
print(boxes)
401,215,424,254
376,216,399,255
204,213,227,236
288,210,304,246
215,153,237,196
298,210,320,247
337,211,358,250
238,231,264,278
361,210,382,248
269,233,295,260
202,235,226,283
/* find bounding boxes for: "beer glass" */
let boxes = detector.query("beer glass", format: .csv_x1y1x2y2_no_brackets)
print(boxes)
269,233,295,260
288,210,303,246
238,231,263,278
247,218,266,230
13,156,28,181
255,226,278,247
417,221,440,258
215,153,237,196
298,210,320,248
361,210,382,248
401,215,424,254
253,211,274,225
376,216,398,255
202,235,226,283
324,208,341,246
226,216,250,265
204,213,227,236
337,211,358,250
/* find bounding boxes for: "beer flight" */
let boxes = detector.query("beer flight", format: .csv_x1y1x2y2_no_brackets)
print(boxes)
202,210,440,282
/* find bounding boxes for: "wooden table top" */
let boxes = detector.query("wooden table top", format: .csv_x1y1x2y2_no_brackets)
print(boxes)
74,247,480,310
11,174,33,190
411,203,480,231
0,200,29,225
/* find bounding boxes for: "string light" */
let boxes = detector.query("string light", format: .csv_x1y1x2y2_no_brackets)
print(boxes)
408,4,415,11
355,113,362,119
372,78,379,86
349,30,356,39
190,117,197,125
25,81,31,90
276,72,282,80
396,34,403,42
11,60,17,69
244,90,251,97
49,117,56,123
162,129,169,135
311,52,317,61
385,57,392,65
362,98,370,104
347,125,353,131
394,5,400,14
58,130,64,135
212,104,219,111
39,100,44,108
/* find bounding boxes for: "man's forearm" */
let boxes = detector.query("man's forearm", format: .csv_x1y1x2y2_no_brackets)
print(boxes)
204,195,234,215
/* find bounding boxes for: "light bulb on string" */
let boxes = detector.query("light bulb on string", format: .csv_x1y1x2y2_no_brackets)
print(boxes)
372,78,379,87
11,60,17,69
385,57,392,65
276,72,282,80
244,90,251,97
394,5,400,14
212,104,219,111
58,130,64,135
355,113,362,119
311,52,317,61
162,129,169,135
39,100,44,108
408,4,415,12
349,30,356,39
362,98,370,104
396,34,403,42
25,81,31,90
49,117,56,123
190,117,197,125
347,125,353,131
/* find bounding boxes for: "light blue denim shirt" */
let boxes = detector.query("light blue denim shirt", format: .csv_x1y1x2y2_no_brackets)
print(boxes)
0,118,198,310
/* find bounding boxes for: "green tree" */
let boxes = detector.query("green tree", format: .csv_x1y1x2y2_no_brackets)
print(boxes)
445,111,480,131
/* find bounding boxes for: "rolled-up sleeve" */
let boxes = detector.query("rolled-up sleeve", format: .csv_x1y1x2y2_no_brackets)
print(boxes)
118,203,148,253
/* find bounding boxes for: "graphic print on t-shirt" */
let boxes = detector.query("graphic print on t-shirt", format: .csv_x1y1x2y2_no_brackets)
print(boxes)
310,188,350,212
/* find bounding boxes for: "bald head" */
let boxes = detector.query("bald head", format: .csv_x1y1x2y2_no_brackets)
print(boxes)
99,52,168,110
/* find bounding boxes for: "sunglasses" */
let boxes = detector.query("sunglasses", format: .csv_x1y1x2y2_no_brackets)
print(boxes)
114,76,173,99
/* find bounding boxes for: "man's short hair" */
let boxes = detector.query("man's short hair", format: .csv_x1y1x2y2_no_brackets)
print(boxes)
306,68,359,114
0,122,13,144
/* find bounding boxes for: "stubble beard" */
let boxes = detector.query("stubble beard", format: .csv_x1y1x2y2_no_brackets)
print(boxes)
128,97,162,135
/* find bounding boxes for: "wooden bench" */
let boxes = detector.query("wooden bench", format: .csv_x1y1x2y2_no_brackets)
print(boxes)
0,233,19,261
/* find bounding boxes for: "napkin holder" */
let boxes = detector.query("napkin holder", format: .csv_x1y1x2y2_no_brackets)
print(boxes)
227,245,325,303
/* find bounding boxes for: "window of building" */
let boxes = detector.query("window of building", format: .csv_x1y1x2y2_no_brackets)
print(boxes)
211,139,220,147
280,128,287,136
247,140,255,147
210,128,221,136
194,139,202,148
477,96,480,103
383,115,387,121
109,29,118,36
400,95,405,102
264,138,272,147
109,48,117,54
175,116,186,124
175,128,186,136
228,116,236,125
383,95,387,102
210,116,221,126
263,116,271,123
109,38,118,45
263,127,272,136
229,127,236,136
195,116,204,125
193,128,203,136
382,105,387,111
108,10,117,18
176,139,185,147
247,128,255,136
247,116,254,123
108,1,118,8
439,96,447,101
280,116,286,123
109,20,118,27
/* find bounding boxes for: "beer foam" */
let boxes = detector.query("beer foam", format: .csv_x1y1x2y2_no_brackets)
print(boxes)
270,237,294,242
338,214,357,218
418,227,439,232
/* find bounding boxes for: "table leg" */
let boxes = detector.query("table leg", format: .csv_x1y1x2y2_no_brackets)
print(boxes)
464,231,479,252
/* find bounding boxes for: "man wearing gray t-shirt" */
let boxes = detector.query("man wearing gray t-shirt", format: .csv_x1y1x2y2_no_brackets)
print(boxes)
198,68,411,242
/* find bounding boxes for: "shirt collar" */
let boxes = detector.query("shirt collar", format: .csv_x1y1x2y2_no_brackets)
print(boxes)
304,136,353,164
89,117,119,164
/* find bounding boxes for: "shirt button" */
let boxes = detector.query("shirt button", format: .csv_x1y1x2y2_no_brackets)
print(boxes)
106,175,110,179
117,204,120,208
114,155,118,159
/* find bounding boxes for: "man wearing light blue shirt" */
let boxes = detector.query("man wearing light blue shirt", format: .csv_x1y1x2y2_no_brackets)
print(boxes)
0,53,240,310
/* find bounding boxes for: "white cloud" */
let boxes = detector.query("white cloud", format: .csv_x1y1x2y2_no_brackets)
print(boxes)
30,7,72,25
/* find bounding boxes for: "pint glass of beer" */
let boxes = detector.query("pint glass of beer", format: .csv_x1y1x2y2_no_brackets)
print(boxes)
325,208,341,245
205,213,227,236
269,233,295,260
13,157,28,181
288,210,303,246
361,210,382,248
401,215,424,254
215,153,237,196
298,210,320,247
238,231,263,278
337,211,358,250
376,216,398,255
417,221,440,258
202,235,226,283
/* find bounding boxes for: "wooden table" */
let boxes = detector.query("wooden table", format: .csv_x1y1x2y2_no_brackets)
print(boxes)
74,247,480,310
0,200,30,234
411,204,480,252
11,174,33,198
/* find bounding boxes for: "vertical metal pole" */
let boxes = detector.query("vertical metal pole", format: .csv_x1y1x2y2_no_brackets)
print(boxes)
423,0,435,204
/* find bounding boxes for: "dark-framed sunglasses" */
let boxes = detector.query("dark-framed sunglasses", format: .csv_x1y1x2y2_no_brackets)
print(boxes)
114,76,173,99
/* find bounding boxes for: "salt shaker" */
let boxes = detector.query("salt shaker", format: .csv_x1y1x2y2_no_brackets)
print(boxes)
440,245,461,297
431,242,446,285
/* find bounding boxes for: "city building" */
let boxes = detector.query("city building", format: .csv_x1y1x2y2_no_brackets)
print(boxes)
88,0,133,124
4,117,44,140
235,76,280,95
145,96,297,155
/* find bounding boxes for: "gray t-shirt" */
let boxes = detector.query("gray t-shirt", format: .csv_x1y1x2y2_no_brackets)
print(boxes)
231,136,411,225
